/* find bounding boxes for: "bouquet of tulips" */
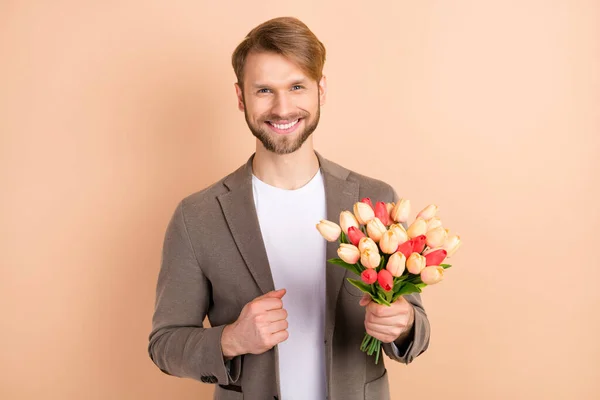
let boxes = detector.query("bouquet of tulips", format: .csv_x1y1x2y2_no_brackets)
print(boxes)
316,197,461,364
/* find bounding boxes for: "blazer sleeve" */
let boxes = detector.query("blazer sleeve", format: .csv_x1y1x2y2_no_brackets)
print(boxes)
147,200,241,385
381,186,431,364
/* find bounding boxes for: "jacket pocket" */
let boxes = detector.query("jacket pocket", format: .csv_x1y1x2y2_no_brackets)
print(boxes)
214,385,243,400
364,369,390,400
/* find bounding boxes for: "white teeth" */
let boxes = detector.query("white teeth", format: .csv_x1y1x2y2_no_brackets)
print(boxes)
271,119,299,130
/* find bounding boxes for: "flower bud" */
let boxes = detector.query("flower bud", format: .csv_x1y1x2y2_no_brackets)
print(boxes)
377,269,394,292
389,223,408,244
366,217,387,242
361,268,378,284
339,211,360,235
420,266,444,285
411,235,427,253
354,202,375,225
391,199,410,223
386,202,395,218
386,252,406,277
361,197,374,209
426,217,442,231
443,233,462,257
423,248,447,266
347,226,365,246
407,218,427,239
361,249,381,269
406,252,426,274
379,230,400,254
417,204,439,221
337,243,361,264
358,237,379,254
426,226,448,249
374,201,392,226
316,220,341,242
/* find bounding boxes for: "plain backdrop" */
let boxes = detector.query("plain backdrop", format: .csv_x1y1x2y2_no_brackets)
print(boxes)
1,1,599,399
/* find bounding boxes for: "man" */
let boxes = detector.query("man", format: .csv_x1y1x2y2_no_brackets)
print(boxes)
148,16,430,400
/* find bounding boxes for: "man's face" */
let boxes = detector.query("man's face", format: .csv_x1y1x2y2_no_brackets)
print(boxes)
235,52,327,155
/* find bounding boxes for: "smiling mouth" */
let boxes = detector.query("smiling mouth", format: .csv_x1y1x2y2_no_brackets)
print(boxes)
265,118,302,134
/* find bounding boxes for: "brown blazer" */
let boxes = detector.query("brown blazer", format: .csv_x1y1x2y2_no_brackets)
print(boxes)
148,152,430,400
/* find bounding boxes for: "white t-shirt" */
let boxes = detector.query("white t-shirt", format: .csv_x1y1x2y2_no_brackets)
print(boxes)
252,169,327,400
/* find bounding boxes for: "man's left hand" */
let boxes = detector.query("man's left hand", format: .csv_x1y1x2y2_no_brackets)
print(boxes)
360,294,415,343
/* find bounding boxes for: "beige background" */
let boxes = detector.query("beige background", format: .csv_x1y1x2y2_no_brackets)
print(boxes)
1,1,599,399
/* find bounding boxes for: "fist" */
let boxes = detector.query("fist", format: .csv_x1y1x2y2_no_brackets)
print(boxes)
360,294,414,344
222,289,289,357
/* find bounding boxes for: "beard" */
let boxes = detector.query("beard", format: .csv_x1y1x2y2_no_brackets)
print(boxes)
243,98,321,155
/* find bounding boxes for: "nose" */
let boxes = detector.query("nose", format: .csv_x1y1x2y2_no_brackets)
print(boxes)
271,92,294,119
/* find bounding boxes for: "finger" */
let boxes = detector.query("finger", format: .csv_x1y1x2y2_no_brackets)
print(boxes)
366,302,401,317
365,321,404,336
359,293,372,307
270,329,289,345
265,308,288,322
257,289,286,300
268,319,289,333
253,297,284,312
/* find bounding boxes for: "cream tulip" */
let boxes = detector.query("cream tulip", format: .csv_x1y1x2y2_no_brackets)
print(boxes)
417,204,439,221
389,223,408,244
421,266,444,285
426,217,442,231
390,199,410,223
386,252,406,277
316,220,341,242
379,230,400,254
353,202,375,225
426,226,448,249
406,252,426,274
358,237,379,254
337,243,361,264
443,234,462,257
361,249,381,269
339,211,360,234
366,217,387,242
386,202,395,218
406,218,427,239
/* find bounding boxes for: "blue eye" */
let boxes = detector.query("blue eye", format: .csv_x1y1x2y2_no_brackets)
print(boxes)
292,85,303,90
258,88,271,94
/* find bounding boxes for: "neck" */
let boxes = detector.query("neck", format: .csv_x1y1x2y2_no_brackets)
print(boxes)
252,138,320,190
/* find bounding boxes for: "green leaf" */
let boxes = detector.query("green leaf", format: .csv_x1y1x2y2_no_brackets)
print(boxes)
395,281,422,296
327,258,360,275
347,278,373,295
376,286,392,306
340,231,348,244
440,263,452,269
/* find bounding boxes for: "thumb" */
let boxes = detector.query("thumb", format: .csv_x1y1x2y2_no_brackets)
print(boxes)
359,293,372,307
261,288,286,299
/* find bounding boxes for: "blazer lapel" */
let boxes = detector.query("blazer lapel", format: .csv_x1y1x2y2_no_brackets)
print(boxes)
217,156,275,295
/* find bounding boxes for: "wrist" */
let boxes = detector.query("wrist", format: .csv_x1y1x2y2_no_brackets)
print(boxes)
221,323,242,359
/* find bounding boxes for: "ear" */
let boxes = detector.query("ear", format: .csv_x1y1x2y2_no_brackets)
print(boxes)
234,82,245,111
318,75,327,106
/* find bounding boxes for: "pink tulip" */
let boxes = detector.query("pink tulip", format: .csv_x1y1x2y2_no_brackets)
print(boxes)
316,220,341,242
338,244,361,264
361,269,378,285
396,240,414,259
361,197,374,210
421,266,444,285
377,269,394,292
423,248,447,266
374,201,392,226
411,235,427,254
347,226,365,246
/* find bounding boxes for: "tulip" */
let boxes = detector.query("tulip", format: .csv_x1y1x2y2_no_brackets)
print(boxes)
379,230,400,254
426,217,443,231
397,240,413,259
361,249,381,269
361,197,374,209
421,266,444,285
340,211,360,235
443,233,462,257
354,201,375,225
377,269,394,292
417,204,439,221
347,226,366,246
389,223,408,244
426,226,448,249
386,202,395,219
374,201,392,226
358,237,379,253
407,218,427,239
386,252,406,277
406,252,426,274
338,243,361,264
366,217,387,242
316,220,341,242
411,235,427,253
423,248,447,266
361,269,378,285
391,199,410,223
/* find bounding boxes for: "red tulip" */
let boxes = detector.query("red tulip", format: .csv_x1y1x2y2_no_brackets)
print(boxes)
361,269,378,285
377,269,394,292
424,249,447,266
361,197,374,210
374,201,391,226
411,235,427,254
347,226,365,246
397,240,414,259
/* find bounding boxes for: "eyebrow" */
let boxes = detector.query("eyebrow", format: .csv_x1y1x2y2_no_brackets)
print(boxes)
251,78,307,88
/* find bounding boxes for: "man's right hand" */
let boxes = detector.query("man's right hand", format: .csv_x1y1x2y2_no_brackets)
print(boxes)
221,289,288,358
